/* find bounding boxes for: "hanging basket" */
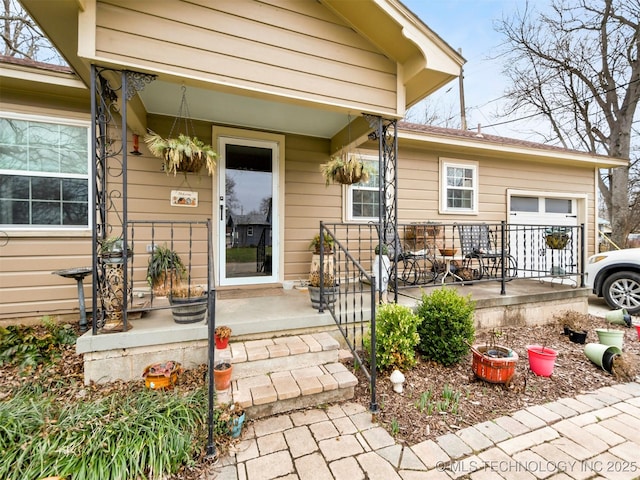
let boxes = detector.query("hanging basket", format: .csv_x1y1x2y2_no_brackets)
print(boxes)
143,86,217,176
320,153,369,186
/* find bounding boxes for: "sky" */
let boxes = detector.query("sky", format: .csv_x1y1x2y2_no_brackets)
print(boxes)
401,0,543,140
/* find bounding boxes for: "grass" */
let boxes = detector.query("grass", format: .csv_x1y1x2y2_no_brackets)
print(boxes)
225,246,272,263
0,320,232,480
0,382,212,480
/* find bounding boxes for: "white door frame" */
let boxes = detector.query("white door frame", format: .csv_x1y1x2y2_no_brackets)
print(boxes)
213,127,285,287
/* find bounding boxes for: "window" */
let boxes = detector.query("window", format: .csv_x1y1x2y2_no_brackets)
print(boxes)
0,115,90,229
247,226,253,236
346,155,380,221
440,158,478,213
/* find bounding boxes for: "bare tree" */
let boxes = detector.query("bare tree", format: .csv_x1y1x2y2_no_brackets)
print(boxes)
1,0,65,64
497,0,640,247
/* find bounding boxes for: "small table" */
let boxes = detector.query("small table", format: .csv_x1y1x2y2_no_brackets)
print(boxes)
52,266,92,332
440,256,464,284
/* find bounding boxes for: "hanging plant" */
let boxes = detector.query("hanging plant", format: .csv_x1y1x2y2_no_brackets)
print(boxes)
320,151,370,186
144,131,217,176
143,85,217,176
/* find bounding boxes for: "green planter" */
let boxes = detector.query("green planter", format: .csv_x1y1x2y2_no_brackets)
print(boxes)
584,343,622,373
595,328,624,349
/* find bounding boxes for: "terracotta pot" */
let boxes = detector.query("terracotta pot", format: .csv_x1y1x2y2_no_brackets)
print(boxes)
214,362,232,391
471,344,518,384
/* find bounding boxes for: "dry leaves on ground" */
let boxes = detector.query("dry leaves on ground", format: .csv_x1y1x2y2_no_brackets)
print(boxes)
351,314,640,446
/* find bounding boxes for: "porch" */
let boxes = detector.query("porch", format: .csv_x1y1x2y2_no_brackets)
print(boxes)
77,278,588,385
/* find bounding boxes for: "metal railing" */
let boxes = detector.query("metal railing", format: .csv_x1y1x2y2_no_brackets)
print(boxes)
317,221,586,412
317,223,378,412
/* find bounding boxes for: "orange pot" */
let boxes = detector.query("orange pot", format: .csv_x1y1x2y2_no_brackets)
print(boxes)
214,362,232,390
471,345,518,384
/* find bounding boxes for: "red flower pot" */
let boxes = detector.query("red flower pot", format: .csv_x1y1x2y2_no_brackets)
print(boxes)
215,334,229,349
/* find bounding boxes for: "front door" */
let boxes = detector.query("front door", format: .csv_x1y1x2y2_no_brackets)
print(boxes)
218,137,278,286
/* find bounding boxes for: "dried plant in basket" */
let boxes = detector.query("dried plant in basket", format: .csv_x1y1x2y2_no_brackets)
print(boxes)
320,152,370,186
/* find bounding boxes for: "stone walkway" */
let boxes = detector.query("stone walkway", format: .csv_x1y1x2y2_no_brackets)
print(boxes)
209,381,640,480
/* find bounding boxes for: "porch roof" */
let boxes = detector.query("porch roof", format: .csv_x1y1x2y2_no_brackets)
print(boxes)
21,0,463,140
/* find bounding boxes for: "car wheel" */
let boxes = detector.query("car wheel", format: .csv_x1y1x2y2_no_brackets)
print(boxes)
602,270,640,315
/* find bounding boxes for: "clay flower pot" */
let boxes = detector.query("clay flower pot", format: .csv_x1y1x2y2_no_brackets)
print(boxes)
214,362,232,391
471,344,519,385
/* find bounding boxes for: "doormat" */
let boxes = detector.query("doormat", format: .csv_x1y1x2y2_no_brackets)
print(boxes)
217,287,284,300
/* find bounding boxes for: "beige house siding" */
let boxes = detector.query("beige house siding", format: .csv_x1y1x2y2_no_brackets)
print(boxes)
92,0,398,115
0,96,93,322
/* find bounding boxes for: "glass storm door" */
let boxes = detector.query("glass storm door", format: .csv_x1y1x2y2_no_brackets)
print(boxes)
218,138,277,286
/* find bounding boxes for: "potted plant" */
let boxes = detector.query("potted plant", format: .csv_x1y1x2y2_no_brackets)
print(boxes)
309,233,335,255
470,329,519,385
544,226,570,249
214,325,232,349
320,152,370,186
142,360,182,390
308,269,338,310
168,285,208,324
144,130,217,176
219,402,246,438
98,236,133,264
555,310,589,344
146,245,186,296
214,359,232,391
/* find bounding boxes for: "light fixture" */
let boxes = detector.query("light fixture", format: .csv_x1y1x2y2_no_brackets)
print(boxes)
130,133,142,156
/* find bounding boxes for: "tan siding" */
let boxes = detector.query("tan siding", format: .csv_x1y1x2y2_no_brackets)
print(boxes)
95,0,397,114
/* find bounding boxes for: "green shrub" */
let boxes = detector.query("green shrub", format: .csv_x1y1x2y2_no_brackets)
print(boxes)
364,303,421,371
415,287,475,366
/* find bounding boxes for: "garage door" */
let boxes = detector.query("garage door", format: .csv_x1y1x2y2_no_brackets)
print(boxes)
509,195,579,279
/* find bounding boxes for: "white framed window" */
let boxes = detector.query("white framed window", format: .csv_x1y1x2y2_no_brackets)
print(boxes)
346,155,380,222
0,113,90,230
440,158,478,214
247,226,253,236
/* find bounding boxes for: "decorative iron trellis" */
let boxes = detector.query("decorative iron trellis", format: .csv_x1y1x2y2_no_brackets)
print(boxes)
364,114,398,301
90,66,156,335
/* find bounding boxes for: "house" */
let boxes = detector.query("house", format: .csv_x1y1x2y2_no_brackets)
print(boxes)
0,1,626,387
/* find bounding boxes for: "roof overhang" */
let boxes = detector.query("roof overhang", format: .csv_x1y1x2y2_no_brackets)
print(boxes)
0,59,88,110
398,127,628,168
321,0,464,107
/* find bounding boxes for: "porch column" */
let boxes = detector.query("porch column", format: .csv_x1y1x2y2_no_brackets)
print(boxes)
364,115,398,302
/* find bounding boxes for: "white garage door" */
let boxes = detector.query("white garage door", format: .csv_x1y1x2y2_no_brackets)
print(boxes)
509,195,579,278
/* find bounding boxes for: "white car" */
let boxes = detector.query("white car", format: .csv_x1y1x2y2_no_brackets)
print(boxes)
585,248,640,314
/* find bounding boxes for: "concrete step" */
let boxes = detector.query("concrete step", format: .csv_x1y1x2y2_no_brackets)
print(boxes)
215,333,358,419
226,332,341,380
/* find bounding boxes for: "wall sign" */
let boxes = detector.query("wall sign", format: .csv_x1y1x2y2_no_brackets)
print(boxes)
171,190,198,208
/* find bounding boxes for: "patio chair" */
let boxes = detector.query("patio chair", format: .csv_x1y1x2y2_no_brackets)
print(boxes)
376,224,438,286
455,223,517,280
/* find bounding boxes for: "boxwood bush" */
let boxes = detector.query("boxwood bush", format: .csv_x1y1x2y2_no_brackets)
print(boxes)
415,287,475,366
364,303,421,371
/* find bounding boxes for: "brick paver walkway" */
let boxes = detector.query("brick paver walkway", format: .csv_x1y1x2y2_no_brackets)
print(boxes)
210,382,640,479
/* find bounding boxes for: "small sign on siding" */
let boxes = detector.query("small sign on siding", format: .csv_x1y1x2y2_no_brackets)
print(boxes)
171,190,198,208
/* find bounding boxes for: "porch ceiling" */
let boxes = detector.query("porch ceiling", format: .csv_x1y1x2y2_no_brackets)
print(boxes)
138,80,351,139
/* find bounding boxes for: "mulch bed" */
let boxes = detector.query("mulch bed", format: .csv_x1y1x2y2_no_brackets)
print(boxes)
351,314,640,446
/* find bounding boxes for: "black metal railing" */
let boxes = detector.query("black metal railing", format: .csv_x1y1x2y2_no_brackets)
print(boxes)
317,222,378,412
316,221,586,411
